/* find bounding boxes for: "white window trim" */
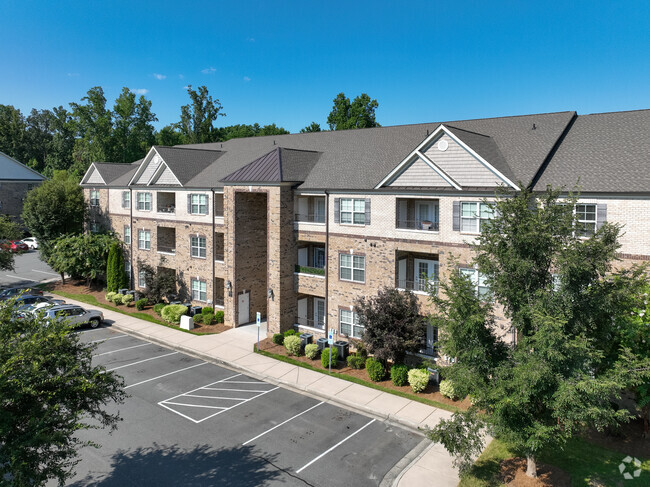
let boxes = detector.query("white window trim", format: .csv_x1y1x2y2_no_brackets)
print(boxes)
339,253,365,283
340,198,366,225
574,203,597,237
90,190,100,207
124,225,131,245
137,192,152,211
460,202,493,234
340,309,363,339
190,236,207,259
191,279,207,302
122,191,131,209
138,230,151,250
459,268,490,299
138,270,147,288
190,194,209,215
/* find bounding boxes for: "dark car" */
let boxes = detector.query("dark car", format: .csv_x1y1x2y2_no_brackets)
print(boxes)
0,287,44,300
12,295,54,308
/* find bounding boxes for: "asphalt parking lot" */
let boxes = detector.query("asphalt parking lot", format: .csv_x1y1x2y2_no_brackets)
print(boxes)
64,326,424,486
0,250,59,288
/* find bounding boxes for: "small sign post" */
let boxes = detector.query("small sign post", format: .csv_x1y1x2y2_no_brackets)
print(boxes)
256,312,261,352
328,330,335,373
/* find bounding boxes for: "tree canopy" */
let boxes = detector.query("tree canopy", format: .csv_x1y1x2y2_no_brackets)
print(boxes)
427,186,650,477
178,85,225,144
47,232,116,285
300,122,322,133
0,215,22,271
326,92,380,130
0,299,126,486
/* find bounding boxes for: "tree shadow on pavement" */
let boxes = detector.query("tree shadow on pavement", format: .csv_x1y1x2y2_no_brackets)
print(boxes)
69,443,285,487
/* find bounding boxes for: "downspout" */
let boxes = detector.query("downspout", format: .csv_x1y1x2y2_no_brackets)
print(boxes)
212,188,216,307
130,188,133,289
324,190,329,338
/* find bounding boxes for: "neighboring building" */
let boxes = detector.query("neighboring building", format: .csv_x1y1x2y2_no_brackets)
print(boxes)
0,151,46,225
80,109,650,357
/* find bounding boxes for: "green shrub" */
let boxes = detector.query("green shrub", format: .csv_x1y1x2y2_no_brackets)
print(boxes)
346,354,365,369
438,379,457,399
272,333,284,345
305,343,319,359
135,298,147,311
201,307,214,315
366,357,386,382
391,364,409,386
202,313,214,324
105,291,116,302
284,335,301,356
214,310,224,323
193,314,204,324
122,294,134,306
283,329,297,337
321,347,337,368
111,294,123,305
408,369,429,393
153,303,165,315
161,304,188,324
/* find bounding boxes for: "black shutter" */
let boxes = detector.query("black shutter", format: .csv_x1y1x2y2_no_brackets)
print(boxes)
364,198,371,225
453,201,460,231
596,204,607,230
334,198,340,223
187,194,192,214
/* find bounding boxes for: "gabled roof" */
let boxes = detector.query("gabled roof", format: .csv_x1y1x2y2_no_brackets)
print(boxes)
81,162,135,186
0,151,45,181
129,146,223,187
221,147,321,184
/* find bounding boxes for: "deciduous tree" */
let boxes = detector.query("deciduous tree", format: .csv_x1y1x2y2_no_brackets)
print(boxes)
46,233,115,285
178,85,224,144
112,87,157,163
300,122,322,133
326,92,379,130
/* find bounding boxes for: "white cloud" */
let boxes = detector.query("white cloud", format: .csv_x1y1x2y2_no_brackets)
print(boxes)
153,73,166,80
243,76,251,82
246,37,255,42
201,67,216,74
67,72,79,77
183,85,190,90
133,88,149,95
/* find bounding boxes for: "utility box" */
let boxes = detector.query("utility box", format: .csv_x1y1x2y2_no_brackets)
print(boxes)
316,337,329,351
189,306,202,317
180,315,194,331
118,288,129,295
299,333,313,353
334,340,349,360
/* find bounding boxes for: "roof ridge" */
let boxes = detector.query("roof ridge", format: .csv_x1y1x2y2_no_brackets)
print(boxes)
577,108,650,117
157,145,223,153
444,125,491,138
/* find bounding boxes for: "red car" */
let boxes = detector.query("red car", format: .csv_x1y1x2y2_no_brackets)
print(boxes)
9,241,29,252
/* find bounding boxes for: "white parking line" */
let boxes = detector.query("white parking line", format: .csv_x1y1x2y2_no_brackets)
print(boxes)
125,362,207,389
105,351,178,372
295,419,376,474
89,334,128,344
31,269,59,276
4,274,35,281
94,342,151,357
202,387,270,393
185,394,248,401
242,401,324,446
163,402,229,410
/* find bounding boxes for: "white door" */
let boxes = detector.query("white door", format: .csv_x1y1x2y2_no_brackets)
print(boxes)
313,298,325,329
314,198,326,222
238,291,250,325
297,298,307,326
298,197,308,220
414,259,439,292
398,259,407,288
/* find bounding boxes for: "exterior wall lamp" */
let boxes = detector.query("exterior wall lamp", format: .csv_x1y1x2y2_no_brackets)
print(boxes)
267,288,274,300
226,280,232,297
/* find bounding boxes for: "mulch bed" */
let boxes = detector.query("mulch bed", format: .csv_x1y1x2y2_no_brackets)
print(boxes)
257,337,471,410
585,417,650,459
500,458,571,487
44,280,227,334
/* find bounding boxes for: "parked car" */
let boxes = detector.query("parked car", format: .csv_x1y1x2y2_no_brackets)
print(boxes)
0,287,44,300
9,240,29,252
43,304,104,329
21,237,38,249
12,295,53,309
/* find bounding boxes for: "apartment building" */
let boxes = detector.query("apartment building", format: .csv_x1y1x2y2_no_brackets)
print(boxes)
0,150,45,225
81,109,650,355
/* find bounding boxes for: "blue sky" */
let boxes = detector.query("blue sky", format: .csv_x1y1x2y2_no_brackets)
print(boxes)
1,1,649,133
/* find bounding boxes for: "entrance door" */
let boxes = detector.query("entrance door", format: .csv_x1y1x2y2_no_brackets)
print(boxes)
238,291,250,325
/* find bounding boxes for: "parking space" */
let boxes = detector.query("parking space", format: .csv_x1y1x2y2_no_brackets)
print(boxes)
66,326,423,486
0,250,58,288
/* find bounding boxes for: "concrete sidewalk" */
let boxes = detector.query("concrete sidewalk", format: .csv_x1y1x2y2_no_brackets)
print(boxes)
64,297,460,486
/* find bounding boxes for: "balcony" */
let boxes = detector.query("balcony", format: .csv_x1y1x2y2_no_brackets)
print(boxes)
157,227,176,255
396,251,439,295
396,198,439,232
295,316,325,330
396,278,438,294
396,219,439,232
295,196,326,224
214,277,225,308
157,192,176,214
214,193,224,218
214,232,224,262
296,294,326,331
295,264,324,276
294,213,325,224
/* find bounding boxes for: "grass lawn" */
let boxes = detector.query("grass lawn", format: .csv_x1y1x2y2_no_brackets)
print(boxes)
460,437,650,486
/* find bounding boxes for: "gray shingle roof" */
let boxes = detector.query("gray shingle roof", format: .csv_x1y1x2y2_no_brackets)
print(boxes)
89,163,135,185
153,146,223,186
533,109,650,193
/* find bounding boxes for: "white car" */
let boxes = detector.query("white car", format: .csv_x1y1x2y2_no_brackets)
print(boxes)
21,237,38,249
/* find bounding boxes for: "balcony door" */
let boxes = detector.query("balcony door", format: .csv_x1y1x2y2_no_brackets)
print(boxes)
313,247,325,269
414,259,438,292
313,298,325,329
416,201,438,228
314,198,325,223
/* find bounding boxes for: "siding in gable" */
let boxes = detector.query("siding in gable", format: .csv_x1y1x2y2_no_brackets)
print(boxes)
423,133,503,187
388,157,452,187
152,165,181,186
85,168,105,185
135,153,162,185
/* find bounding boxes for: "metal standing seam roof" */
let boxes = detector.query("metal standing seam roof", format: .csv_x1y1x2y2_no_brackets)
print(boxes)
221,147,321,183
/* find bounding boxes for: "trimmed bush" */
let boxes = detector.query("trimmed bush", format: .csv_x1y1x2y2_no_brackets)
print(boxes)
321,347,337,368
105,291,117,302
346,354,365,369
161,304,188,324
215,310,224,324
305,343,319,359
202,313,214,324
135,298,147,311
408,369,430,393
366,357,386,382
391,364,409,386
201,307,214,315
153,303,165,315
193,314,204,324
111,294,123,305
122,294,134,306
284,335,301,356
283,329,297,337
272,333,284,345
438,379,457,399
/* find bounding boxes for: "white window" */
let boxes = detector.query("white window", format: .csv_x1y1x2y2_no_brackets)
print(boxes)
190,194,208,215
461,202,493,233
340,309,363,339
460,268,490,299
124,225,131,244
138,230,151,250
340,254,365,283
125,260,131,275
340,198,366,225
90,221,99,233
138,270,147,288
314,247,325,269
137,192,152,211
191,236,206,258
192,279,207,301
575,204,596,237
122,191,131,209
90,190,100,207
414,259,439,293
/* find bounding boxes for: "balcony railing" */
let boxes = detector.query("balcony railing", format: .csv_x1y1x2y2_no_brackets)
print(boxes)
215,209,224,217
214,253,224,262
295,265,325,276
396,219,439,231
295,316,325,330
157,245,176,254
157,205,176,214
397,278,439,294
295,213,326,224
214,298,224,307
